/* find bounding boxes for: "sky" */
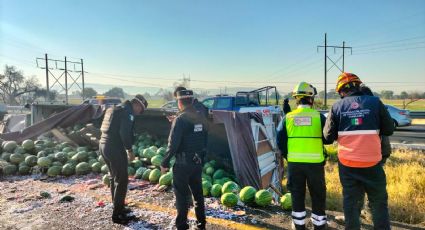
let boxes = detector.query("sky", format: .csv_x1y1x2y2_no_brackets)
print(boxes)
1,0,425,95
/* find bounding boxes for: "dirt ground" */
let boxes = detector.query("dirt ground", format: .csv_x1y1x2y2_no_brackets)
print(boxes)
0,174,423,230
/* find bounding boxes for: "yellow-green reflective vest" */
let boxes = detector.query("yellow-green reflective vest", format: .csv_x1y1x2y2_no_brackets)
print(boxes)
285,107,324,163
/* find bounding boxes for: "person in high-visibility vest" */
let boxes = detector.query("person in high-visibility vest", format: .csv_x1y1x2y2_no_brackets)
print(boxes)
276,82,331,230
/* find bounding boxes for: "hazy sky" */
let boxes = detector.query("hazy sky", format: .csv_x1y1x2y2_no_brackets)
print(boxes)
1,0,424,94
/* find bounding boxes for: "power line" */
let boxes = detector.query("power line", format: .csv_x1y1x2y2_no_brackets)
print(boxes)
353,35,425,48
355,40,425,52
317,34,353,107
353,45,425,55
88,71,180,81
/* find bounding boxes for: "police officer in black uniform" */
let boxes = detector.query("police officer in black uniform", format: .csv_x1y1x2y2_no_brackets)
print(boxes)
171,86,208,119
99,94,148,224
161,90,208,230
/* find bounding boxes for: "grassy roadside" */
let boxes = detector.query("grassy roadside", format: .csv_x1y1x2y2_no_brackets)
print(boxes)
323,145,425,225
412,119,425,125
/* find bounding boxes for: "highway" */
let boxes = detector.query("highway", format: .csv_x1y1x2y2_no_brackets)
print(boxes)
391,125,425,145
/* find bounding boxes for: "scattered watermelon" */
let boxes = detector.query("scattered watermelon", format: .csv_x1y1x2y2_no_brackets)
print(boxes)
221,193,238,207
151,155,163,167
205,167,214,175
3,141,17,152
25,155,38,167
37,151,48,158
9,153,25,164
222,181,240,194
159,172,173,186
202,180,212,196
14,147,26,155
143,148,156,159
102,174,111,186
75,162,90,175
3,164,17,175
213,169,226,180
142,169,152,180
239,186,257,204
91,162,102,173
210,184,222,197
21,139,34,151
62,146,74,153
37,157,52,168
47,166,62,177
149,169,161,183
128,166,136,176
98,155,106,164
62,163,75,176
18,165,31,175
52,161,63,167
101,165,109,174
54,152,68,164
131,159,143,169
255,189,272,207
280,193,292,210
156,147,166,156
135,167,147,179
149,146,158,152
1,152,12,162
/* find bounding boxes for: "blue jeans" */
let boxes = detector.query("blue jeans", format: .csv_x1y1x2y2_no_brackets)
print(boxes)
338,162,390,230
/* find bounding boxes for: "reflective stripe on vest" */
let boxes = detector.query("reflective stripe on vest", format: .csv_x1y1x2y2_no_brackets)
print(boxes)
285,108,324,163
337,129,382,166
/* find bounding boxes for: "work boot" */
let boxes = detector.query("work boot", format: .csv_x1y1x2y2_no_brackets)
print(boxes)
193,221,206,230
123,206,133,214
112,213,136,225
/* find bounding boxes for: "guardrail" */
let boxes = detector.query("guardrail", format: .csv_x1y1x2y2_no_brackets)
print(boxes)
411,111,425,119
319,110,425,119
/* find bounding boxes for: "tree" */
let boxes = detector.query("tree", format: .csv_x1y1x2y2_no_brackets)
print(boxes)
400,91,408,100
104,87,126,98
82,87,97,98
0,65,40,105
32,89,58,101
380,90,394,99
402,91,422,109
142,92,151,99
318,89,339,100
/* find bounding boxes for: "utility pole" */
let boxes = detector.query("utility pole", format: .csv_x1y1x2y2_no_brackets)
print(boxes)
36,54,85,104
317,34,352,108
45,53,49,101
81,59,85,100
64,56,68,103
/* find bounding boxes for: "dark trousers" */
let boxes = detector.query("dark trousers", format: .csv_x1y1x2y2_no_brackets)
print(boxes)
338,162,390,230
99,141,128,217
173,163,206,230
287,162,327,230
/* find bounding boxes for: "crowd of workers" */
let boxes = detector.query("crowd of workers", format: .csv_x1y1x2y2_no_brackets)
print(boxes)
98,72,394,230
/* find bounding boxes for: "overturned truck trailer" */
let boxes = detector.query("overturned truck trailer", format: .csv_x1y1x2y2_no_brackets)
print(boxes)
0,104,283,197
137,109,283,197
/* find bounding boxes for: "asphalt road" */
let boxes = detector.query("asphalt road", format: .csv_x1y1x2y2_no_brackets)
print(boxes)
391,124,425,145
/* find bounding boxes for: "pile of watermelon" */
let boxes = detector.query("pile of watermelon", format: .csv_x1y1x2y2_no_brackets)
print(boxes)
0,139,102,177
199,159,273,209
125,133,173,190
0,133,292,211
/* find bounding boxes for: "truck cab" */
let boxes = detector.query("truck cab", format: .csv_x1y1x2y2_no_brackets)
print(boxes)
201,86,282,150
201,86,281,115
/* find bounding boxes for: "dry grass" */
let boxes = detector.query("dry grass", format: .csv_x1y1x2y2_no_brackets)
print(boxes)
412,119,425,125
322,146,425,225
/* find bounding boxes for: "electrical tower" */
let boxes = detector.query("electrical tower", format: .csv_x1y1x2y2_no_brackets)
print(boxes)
317,33,352,107
36,54,85,104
